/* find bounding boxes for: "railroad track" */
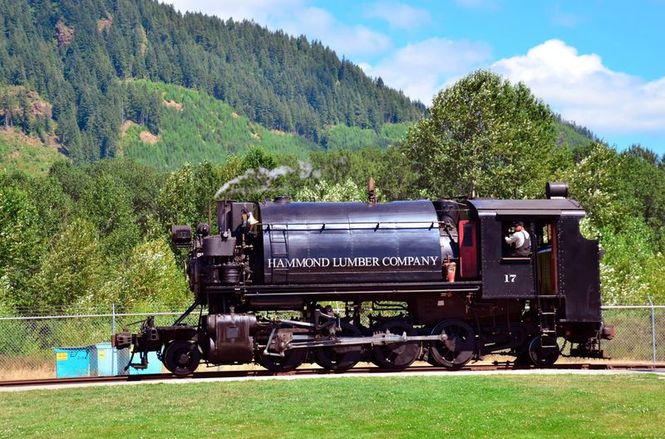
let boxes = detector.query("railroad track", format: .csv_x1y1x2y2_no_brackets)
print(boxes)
2,362,664,389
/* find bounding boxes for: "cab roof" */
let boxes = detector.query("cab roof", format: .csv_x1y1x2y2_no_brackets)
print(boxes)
468,198,585,217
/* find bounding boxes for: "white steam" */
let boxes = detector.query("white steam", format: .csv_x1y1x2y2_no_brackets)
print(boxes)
214,161,320,199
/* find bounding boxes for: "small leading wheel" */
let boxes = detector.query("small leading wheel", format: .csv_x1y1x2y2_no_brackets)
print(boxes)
163,340,201,376
429,320,475,370
371,320,421,370
315,321,363,372
255,348,307,372
528,335,560,367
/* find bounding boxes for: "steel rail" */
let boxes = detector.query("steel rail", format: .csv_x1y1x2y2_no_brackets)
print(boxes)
2,362,663,388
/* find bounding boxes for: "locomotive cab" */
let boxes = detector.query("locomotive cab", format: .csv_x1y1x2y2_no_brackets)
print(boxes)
469,187,609,363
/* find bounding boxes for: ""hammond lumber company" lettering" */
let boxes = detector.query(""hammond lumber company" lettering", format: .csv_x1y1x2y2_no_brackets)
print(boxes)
267,256,439,269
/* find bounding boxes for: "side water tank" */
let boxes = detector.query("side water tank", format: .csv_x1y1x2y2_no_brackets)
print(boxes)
260,200,444,284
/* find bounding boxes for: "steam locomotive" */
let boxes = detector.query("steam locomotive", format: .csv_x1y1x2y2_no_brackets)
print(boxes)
113,182,614,375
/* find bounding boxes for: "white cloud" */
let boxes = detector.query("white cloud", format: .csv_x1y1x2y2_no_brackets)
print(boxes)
164,0,391,57
364,1,431,30
277,6,391,56
361,38,491,103
492,39,665,135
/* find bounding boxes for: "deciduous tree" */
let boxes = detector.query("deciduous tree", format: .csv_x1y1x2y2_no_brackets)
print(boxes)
405,70,557,199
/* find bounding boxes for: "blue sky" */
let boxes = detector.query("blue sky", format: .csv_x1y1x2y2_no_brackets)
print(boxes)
166,0,665,154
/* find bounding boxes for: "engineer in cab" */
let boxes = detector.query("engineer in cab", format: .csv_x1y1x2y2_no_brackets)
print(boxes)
505,221,531,257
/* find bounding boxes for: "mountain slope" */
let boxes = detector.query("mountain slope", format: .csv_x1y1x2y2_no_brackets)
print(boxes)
321,123,411,151
0,128,66,174
0,0,423,162
120,80,320,169
554,115,599,149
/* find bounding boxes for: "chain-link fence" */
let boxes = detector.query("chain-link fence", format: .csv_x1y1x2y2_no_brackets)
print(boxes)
601,303,664,363
0,303,662,380
0,306,193,380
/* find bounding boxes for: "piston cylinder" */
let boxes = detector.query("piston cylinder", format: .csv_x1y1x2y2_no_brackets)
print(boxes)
206,314,257,363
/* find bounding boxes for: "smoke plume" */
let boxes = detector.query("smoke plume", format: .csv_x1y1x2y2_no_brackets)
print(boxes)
214,161,319,199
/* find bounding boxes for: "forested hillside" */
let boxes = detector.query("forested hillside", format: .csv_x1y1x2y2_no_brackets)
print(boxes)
0,127,65,174
119,80,318,169
554,115,600,150
0,0,422,163
115,80,410,169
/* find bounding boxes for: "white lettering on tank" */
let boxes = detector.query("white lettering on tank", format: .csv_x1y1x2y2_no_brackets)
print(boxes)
268,255,440,269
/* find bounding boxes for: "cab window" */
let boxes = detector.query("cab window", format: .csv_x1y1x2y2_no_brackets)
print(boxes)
502,220,531,258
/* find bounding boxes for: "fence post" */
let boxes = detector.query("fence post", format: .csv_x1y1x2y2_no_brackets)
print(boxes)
111,303,116,375
648,296,656,365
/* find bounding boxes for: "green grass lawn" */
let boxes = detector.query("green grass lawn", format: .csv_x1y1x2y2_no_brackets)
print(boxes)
1,374,664,438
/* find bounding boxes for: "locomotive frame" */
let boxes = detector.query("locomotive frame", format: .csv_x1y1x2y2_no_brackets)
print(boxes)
114,182,614,375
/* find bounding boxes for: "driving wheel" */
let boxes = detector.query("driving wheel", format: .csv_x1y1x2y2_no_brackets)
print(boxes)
315,320,364,372
371,320,421,370
255,347,307,372
429,320,475,370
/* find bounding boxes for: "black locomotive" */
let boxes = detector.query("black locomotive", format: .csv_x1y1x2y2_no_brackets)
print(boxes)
114,182,614,375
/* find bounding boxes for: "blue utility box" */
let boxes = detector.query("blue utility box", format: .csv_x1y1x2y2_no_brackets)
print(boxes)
54,346,93,378
92,343,163,376
124,349,163,375
92,342,116,376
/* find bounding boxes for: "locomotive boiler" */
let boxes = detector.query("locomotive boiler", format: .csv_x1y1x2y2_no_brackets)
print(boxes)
114,182,614,375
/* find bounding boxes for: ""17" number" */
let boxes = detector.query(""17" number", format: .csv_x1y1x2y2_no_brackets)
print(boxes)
504,274,517,283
